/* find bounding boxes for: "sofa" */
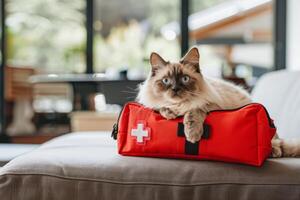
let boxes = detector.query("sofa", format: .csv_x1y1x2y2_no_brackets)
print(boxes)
0,70,300,200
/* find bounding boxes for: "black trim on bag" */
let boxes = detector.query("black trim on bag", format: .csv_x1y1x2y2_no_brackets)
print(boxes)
177,123,210,155
111,123,118,140
261,107,276,128
112,102,275,141
203,124,211,139
207,103,276,129
177,123,210,139
177,123,185,137
185,140,199,155
111,105,127,140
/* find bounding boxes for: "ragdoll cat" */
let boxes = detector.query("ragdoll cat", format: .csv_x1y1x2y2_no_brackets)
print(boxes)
137,47,300,158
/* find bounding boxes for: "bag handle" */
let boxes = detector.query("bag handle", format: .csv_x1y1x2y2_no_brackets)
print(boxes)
177,123,211,155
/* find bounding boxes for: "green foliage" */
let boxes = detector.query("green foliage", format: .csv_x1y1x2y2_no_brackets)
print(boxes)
6,0,227,73
6,0,86,73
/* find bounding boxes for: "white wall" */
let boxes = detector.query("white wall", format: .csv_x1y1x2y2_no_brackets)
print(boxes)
287,0,300,70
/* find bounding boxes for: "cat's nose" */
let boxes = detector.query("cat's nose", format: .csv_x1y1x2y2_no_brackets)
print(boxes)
172,87,180,93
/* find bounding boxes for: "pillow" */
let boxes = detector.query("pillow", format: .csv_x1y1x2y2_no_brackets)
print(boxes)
113,102,276,166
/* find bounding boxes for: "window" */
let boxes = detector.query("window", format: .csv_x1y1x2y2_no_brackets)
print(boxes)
0,0,4,133
0,1,3,66
6,0,86,73
0,0,284,141
93,0,180,75
189,0,274,83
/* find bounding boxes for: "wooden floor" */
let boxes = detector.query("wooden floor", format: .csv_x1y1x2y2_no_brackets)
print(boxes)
10,134,60,144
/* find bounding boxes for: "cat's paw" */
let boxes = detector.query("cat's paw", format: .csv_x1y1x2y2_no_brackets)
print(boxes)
271,138,283,158
159,107,178,120
281,139,300,157
184,118,203,143
183,109,206,143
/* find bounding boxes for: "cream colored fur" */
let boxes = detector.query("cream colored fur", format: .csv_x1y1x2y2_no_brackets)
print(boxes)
138,76,251,114
137,47,299,158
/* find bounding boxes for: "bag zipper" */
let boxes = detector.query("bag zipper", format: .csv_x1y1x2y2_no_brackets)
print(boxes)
111,102,275,140
111,102,137,140
111,123,118,140
207,103,275,128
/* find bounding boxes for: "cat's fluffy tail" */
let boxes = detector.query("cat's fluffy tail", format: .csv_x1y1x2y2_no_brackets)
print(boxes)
281,139,300,157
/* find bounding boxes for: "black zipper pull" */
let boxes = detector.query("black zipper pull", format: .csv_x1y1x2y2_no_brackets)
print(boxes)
111,123,118,140
111,102,135,140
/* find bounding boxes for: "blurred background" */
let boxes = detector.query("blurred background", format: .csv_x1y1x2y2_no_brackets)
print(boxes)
0,0,296,144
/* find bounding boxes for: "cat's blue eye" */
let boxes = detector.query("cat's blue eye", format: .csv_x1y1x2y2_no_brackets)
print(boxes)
162,78,171,85
181,75,190,83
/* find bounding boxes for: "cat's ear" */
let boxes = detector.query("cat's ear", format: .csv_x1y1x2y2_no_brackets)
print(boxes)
150,52,168,75
180,47,200,72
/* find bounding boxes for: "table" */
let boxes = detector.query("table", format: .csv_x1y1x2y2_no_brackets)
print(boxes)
29,73,144,110
70,111,118,132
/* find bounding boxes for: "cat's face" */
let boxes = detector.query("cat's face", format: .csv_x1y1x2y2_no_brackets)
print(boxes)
147,48,204,103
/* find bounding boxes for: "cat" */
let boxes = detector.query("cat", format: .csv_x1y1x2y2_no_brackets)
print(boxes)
137,47,300,158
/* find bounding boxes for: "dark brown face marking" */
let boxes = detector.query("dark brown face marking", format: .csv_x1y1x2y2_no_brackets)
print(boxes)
149,48,203,101
155,63,197,98
150,52,170,77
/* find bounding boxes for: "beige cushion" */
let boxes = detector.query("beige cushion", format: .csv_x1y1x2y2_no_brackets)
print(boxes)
252,70,300,139
1,132,300,200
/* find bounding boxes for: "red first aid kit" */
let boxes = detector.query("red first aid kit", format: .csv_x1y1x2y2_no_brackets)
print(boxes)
112,102,276,166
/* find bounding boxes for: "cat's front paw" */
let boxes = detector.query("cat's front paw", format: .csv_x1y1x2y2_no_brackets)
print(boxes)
159,107,178,120
183,109,206,143
184,119,203,143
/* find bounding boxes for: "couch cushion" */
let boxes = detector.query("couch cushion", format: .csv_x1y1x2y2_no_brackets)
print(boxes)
251,70,300,138
1,132,300,200
0,144,38,167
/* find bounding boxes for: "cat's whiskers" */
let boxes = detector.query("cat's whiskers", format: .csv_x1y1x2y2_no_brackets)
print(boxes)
185,90,199,95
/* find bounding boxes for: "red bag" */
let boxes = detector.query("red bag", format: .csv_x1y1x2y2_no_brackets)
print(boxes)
112,102,276,166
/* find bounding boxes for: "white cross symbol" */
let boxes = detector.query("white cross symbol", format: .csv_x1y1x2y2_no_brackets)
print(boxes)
131,123,149,143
